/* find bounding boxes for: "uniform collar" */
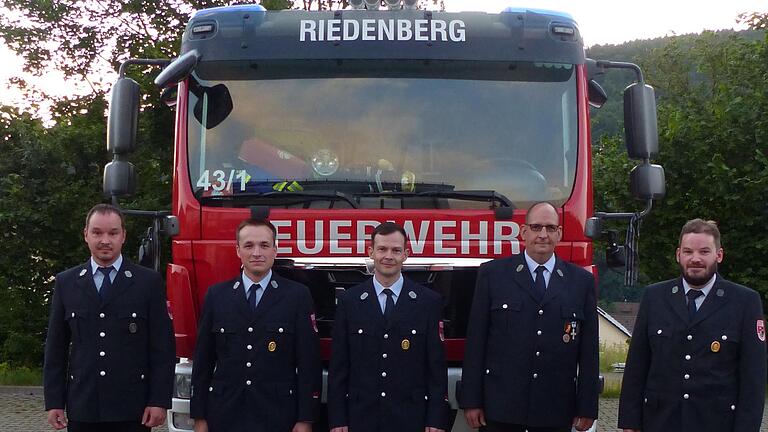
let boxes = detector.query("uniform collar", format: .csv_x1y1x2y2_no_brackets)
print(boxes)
682,273,717,297
242,269,273,291
90,254,123,274
523,251,556,275
372,273,404,299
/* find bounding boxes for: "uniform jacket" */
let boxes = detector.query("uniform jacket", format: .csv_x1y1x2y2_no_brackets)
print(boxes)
190,273,321,432
328,277,450,432
43,260,175,422
618,275,767,432
459,254,599,427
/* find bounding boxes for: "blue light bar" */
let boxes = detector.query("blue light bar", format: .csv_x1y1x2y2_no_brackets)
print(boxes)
501,6,574,21
192,4,266,19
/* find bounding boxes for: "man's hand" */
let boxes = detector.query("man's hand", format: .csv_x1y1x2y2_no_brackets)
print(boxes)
330,427,349,432
193,419,209,432
293,421,312,432
142,406,167,428
464,408,486,429
425,427,445,432
572,417,595,431
46,409,68,430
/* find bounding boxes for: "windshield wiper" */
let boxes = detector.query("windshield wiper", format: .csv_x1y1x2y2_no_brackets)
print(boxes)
200,190,359,208
360,190,514,208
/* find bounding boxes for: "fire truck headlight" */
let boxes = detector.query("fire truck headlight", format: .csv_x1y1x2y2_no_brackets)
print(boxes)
349,0,365,9
364,0,380,10
174,373,192,399
402,0,418,9
312,149,339,176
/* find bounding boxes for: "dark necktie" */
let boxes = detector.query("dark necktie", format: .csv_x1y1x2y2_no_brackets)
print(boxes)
686,289,703,320
383,288,395,324
534,266,547,301
248,283,261,312
97,266,114,300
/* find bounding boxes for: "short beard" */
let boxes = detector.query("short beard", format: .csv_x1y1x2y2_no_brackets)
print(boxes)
681,262,717,287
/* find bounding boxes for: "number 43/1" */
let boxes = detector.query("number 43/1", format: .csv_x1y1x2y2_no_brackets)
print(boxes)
196,170,249,192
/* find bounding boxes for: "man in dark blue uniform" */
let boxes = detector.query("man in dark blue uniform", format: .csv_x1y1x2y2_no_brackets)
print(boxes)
618,219,767,432
44,204,175,432
328,222,450,432
191,219,321,432
460,201,599,432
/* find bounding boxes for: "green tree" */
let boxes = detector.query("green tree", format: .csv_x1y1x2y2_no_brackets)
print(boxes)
594,16,768,306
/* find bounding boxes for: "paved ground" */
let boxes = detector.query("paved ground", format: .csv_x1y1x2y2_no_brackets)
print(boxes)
1,386,767,431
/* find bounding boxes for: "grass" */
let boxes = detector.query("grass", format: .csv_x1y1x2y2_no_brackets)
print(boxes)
600,344,629,398
599,343,629,373
0,362,43,386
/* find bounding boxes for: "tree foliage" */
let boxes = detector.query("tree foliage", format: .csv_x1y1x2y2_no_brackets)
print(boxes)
593,17,768,307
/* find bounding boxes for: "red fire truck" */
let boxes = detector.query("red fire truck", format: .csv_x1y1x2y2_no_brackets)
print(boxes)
103,2,665,430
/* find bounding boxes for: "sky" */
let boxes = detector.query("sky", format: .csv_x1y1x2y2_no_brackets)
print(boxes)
1,0,766,108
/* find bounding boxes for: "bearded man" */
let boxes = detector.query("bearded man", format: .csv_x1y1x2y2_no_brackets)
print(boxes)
618,218,766,432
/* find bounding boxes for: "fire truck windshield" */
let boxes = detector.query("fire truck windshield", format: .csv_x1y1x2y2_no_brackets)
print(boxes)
187,60,577,209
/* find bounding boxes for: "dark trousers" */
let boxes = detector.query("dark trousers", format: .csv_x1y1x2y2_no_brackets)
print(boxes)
67,421,150,432
482,420,571,432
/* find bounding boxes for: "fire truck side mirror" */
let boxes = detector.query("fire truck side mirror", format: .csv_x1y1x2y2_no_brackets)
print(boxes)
584,217,602,239
107,77,140,155
587,79,607,109
155,50,201,89
630,162,666,200
103,159,136,197
623,82,659,159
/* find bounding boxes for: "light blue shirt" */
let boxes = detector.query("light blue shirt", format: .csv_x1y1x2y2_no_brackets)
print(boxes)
91,255,123,292
683,273,716,310
243,270,272,305
373,274,404,313
523,251,556,289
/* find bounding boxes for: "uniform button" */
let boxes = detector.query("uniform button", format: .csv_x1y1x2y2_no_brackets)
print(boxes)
70,375,74,380
278,327,284,333
411,329,417,335
381,372,387,377
502,304,508,309
131,312,137,318
99,332,106,338
99,351,105,357
99,313,105,318
99,371,106,377
535,351,541,357
485,369,490,375
209,386,214,392
71,312,76,318
381,392,386,397
685,355,691,360
384,333,389,339
731,405,736,411
246,380,252,386
722,335,728,341
538,309,544,315
684,374,690,380
382,353,387,359
289,389,293,395
246,362,252,368
248,327,253,333
425,395,428,400
220,328,225,333
657,329,663,335
687,335,693,340
683,393,689,399
358,329,363,334
644,397,648,403
247,344,253,350
533,373,538,379
141,374,145,380
537,330,542,336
